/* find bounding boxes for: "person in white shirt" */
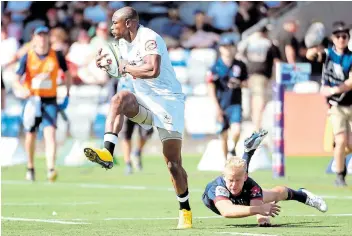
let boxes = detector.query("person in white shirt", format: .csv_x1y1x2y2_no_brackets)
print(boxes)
83,7,192,229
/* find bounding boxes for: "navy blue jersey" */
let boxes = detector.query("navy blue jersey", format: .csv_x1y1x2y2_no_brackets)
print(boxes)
206,58,248,110
202,176,263,215
322,47,352,106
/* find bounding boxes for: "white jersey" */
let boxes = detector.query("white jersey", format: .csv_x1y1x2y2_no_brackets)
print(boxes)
115,25,185,133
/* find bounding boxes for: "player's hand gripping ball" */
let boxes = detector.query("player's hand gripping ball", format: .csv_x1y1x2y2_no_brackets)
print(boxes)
97,43,121,79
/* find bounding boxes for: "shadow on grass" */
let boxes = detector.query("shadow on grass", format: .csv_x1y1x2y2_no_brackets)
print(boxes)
224,221,338,228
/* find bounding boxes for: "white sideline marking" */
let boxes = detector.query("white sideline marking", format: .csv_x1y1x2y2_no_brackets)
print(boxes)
3,213,352,225
1,217,90,225
289,213,352,217
104,216,222,221
218,233,278,236
3,201,99,206
3,180,352,200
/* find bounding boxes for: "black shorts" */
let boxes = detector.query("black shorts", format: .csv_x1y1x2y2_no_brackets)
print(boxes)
120,117,154,140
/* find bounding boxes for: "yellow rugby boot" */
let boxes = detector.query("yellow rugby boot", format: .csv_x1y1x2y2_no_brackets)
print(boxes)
83,147,114,169
177,209,192,229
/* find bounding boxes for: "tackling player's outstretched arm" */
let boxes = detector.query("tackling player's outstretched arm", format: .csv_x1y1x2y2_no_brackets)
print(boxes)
123,54,161,79
215,199,262,218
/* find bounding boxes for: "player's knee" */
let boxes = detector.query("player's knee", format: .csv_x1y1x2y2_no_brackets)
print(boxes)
273,186,287,201
167,161,180,177
111,91,130,107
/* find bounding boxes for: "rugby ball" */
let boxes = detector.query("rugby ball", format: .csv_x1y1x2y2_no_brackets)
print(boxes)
100,43,121,79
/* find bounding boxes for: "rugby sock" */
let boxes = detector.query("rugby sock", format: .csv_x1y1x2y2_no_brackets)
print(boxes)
177,189,191,211
134,149,141,157
337,164,347,179
104,132,118,156
286,188,307,203
242,149,256,173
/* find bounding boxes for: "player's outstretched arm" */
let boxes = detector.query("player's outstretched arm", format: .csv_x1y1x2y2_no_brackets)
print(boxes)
123,54,161,79
215,199,280,218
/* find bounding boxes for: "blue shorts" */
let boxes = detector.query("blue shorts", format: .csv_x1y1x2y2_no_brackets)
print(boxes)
24,97,58,133
216,104,242,134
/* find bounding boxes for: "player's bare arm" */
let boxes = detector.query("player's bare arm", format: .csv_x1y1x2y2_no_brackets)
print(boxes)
122,54,161,79
215,198,280,218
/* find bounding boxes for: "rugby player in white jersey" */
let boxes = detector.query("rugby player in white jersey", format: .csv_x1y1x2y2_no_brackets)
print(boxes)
83,7,192,229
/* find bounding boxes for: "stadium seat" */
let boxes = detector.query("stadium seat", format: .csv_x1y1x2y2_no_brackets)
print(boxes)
189,48,217,68
192,83,208,96
1,114,22,138
93,113,106,138
173,66,188,84
187,60,208,85
293,81,320,93
169,48,190,66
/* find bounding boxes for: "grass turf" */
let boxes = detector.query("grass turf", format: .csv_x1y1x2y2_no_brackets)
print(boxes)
2,155,352,236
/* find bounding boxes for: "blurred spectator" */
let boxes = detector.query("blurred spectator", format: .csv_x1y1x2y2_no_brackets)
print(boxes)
306,22,352,187
181,29,219,49
1,27,19,68
50,27,70,56
2,12,22,41
5,1,32,23
242,27,280,131
181,9,220,49
207,1,238,34
90,22,110,51
69,9,92,42
46,8,66,29
84,2,108,24
66,29,107,85
161,7,185,41
235,2,264,34
277,20,299,63
191,10,216,33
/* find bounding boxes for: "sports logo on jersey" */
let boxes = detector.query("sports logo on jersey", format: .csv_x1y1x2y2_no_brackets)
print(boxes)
215,186,230,198
250,186,262,198
145,40,157,51
232,65,241,77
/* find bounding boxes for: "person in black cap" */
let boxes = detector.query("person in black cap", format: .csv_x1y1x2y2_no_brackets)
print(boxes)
12,26,72,182
307,22,352,187
206,38,248,159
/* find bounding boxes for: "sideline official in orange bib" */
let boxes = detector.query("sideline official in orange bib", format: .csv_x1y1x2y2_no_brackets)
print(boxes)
13,26,72,182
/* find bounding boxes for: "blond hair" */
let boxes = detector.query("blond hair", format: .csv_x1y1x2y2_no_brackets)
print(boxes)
224,156,247,174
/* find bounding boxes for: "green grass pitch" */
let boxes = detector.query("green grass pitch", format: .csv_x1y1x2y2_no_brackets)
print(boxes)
2,155,352,236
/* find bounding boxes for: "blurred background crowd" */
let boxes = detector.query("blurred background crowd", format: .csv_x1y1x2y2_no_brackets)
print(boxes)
1,1,352,157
